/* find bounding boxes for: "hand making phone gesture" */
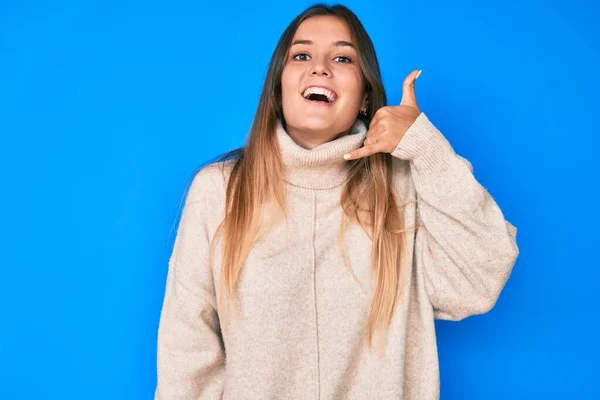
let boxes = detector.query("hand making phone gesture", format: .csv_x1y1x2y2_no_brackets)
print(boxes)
344,69,422,160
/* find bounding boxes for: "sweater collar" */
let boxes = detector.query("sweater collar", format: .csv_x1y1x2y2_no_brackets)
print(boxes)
275,118,368,190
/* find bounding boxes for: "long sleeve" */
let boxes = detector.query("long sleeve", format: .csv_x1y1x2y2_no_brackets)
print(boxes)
155,168,226,399
392,112,519,321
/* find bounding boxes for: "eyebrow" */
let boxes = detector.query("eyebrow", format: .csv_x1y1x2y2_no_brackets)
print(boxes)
290,39,356,50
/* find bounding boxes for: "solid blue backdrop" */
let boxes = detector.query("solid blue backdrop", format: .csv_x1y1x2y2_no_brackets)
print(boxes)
1,0,598,398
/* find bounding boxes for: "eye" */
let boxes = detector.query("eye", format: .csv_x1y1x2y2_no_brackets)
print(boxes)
334,56,352,63
292,53,310,61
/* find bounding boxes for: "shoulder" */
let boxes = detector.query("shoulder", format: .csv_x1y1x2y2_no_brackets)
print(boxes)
186,158,237,206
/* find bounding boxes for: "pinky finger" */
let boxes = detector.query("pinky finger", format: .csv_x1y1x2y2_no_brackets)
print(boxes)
343,144,381,160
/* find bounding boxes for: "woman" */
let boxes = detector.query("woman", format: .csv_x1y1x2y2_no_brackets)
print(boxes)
154,3,519,399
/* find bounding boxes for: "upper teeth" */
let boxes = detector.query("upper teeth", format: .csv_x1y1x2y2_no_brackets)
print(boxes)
302,86,337,102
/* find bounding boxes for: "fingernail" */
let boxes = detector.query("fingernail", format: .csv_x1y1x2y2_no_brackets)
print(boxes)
343,154,351,160
415,70,422,80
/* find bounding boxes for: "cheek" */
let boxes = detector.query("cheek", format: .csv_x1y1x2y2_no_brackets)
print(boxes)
280,67,300,100
339,71,364,105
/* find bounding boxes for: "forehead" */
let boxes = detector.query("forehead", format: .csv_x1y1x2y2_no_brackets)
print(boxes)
292,15,352,43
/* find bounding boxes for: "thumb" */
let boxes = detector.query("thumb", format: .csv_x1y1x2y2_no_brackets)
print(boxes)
400,69,421,107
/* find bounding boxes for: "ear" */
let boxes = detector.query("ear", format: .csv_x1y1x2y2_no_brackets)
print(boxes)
360,94,368,111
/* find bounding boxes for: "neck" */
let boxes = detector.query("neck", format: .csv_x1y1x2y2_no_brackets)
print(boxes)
283,124,353,150
275,118,368,190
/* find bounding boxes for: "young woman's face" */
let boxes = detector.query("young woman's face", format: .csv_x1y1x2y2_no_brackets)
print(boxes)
281,15,366,146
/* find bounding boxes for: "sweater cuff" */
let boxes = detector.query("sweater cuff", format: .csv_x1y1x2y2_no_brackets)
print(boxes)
391,112,457,176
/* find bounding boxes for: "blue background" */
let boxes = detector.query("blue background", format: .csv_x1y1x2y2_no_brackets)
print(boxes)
1,0,598,398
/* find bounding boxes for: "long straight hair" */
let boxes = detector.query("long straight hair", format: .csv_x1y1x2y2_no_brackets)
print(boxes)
193,3,414,351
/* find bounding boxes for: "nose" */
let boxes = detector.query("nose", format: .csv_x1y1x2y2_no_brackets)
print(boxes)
309,57,331,76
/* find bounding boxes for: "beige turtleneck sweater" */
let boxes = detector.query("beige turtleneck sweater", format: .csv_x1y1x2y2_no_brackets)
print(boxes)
154,113,519,399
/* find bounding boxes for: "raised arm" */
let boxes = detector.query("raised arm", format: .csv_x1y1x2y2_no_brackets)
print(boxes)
392,112,519,320
343,70,519,321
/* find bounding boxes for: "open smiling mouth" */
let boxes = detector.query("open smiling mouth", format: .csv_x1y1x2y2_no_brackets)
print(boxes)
302,87,338,106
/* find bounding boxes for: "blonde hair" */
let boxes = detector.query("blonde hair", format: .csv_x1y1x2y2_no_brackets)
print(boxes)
195,4,415,351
